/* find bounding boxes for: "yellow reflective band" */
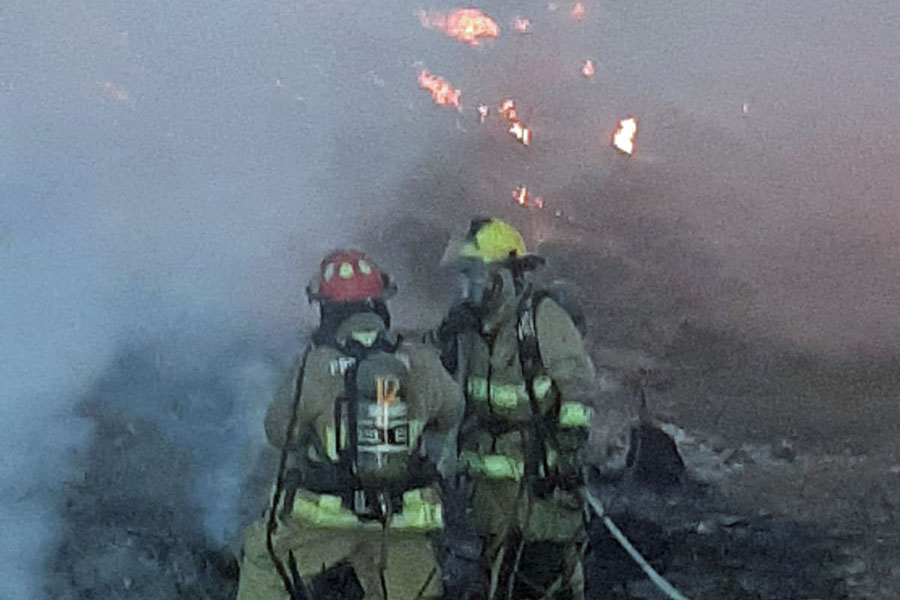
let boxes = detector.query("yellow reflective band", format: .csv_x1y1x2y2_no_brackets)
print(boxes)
292,493,361,528
289,488,443,530
533,375,553,399
559,401,593,427
490,384,521,408
466,377,531,408
324,425,339,461
460,451,525,481
467,377,488,401
394,489,444,530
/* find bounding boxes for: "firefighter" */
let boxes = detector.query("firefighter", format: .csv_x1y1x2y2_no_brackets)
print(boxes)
236,249,464,600
431,218,597,600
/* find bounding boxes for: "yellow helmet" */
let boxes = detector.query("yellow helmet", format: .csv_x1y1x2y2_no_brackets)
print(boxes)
458,218,527,263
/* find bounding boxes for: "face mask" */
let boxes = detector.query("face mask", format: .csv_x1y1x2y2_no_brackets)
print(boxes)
461,261,504,307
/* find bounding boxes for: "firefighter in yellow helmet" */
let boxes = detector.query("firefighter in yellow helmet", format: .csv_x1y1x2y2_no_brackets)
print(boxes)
236,250,464,600
431,218,597,600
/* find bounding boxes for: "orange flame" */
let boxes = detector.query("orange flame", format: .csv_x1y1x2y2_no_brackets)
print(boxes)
513,185,544,208
499,98,517,121
417,70,461,109
513,185,529,206
499,98,531,146
419,8,500,46
581,59,595,78
572,2,586,20
613,117,637,155
509,121,532,146
514,17,530,33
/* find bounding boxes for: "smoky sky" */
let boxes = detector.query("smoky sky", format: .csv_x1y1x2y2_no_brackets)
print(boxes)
2,0,900,597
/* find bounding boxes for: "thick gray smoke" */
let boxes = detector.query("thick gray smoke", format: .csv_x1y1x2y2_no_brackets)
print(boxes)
2,0,898,597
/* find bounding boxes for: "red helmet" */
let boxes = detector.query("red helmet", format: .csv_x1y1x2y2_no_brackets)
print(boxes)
307,250,395,303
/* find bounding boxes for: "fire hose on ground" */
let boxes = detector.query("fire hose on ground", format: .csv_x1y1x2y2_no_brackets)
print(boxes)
583,489,692,600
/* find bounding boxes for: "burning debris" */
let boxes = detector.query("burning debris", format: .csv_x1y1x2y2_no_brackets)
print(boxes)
514,17,531,34
419,8,500,46
498,98,532,146
581,59,595,78
613,117,637,155
508,121,532,146
499,98,517,121
417,69,461,109
513,185,543,208
571,2,586,21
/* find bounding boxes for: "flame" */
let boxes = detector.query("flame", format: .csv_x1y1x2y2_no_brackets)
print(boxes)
581,59,595,78
514,17,530,33
571,2,586,20
513,185,529,206
499,98,531,146
499,98,517,121
509,121,532,146
512,185,544,208
478,104,489,122
419,8,500,46
613,117,637,155
417,69,461,109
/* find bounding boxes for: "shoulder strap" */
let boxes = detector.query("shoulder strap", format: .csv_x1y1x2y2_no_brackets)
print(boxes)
516,288,543,381
267,347,313,600
515,289,555,481
335,349,361,484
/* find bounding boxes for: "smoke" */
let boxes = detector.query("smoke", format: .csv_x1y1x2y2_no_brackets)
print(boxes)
2,0,899,596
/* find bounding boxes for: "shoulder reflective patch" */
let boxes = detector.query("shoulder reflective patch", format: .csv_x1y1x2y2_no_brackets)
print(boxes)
329,356,356,376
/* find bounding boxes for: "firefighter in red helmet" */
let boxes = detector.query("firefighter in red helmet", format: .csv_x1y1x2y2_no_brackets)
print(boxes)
236,250,464,600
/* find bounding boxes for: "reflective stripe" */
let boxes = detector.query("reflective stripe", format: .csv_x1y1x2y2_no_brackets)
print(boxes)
491,384,522,408
460,450,525,481
394,489,443,530
324,425,339,461
289,488,442,530
466,376,553,408
291,493,362,528
559,401,593,427
467,377,488,402
533,375,552,399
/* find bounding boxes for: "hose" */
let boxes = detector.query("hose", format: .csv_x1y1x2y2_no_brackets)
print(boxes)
583,489,691,600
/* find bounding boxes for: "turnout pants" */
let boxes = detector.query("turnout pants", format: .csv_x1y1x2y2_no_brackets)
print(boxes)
236,492,443,600
471,479,587,600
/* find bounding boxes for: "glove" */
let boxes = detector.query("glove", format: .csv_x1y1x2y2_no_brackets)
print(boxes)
439,474,482,597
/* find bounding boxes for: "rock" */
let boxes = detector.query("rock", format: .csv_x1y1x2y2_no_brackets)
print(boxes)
844,557,868,575
772,440,796,463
